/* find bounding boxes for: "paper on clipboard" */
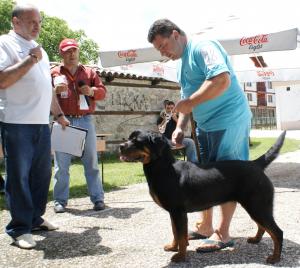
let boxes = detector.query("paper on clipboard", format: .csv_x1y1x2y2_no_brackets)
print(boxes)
51,122,88,157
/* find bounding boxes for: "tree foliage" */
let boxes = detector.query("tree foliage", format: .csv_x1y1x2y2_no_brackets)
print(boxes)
38,13,99,64
0,0,15,35
0,0,99,64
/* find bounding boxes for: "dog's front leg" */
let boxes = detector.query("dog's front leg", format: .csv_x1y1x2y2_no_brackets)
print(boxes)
164,217,179,252
164,211,188,262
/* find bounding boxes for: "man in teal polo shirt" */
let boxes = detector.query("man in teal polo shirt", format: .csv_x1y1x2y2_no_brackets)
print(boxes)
148,19,251,252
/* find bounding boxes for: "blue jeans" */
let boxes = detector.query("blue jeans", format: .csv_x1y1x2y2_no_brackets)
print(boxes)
196,121,250,164
53,115,104,206
1,123,51,238
182,137,198,163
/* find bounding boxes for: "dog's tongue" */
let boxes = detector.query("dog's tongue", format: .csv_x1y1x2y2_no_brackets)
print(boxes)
119,155,127,162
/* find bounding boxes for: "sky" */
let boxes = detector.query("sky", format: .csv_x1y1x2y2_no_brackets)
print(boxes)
17,0,300,52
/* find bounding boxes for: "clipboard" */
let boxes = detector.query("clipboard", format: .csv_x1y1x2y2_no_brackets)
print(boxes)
51,122,88,157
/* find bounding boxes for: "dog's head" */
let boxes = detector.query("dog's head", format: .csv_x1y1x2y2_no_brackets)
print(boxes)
119,130,173,165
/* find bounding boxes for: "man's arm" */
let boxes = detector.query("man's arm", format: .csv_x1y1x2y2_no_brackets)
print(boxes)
174,72,230,114
0,55,37,89
0,46,42,89
51,89,70,127
171,112,190,145
88,69,107,100
176,112,190,130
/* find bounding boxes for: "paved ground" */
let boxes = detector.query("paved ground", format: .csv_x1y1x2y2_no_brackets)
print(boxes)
0,130,299,268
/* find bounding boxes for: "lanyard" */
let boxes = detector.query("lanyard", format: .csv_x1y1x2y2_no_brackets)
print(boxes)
63,69,80,103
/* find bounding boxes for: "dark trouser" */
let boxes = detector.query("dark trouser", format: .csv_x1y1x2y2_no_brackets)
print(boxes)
196,121,250,164
1,123,51,238
0,174,4,193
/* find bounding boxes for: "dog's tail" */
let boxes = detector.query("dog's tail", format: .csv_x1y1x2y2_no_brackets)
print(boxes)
254,131,286,169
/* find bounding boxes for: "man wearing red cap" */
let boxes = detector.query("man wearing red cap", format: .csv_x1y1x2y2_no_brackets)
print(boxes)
51,38,106,213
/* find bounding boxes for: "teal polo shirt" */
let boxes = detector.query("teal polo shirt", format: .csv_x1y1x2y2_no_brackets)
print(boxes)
178,38,251,131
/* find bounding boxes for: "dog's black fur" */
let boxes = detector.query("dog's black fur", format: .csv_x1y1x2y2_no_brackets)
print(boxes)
119,130,285,264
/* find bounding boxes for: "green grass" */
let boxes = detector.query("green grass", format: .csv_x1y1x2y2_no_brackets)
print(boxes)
1,137,300,211
249,137,300,159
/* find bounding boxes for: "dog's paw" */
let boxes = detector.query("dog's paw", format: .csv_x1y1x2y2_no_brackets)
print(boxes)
266,254,280,264
164,243,178,252
247,236,261,244
171,252,186,262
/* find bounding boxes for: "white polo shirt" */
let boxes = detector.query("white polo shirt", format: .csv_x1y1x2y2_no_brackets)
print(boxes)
0,30,52,124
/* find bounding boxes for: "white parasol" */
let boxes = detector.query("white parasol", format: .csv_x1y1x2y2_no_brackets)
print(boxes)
99,27,300,83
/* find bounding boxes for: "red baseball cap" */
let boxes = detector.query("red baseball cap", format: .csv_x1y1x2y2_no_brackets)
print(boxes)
59,38,79,52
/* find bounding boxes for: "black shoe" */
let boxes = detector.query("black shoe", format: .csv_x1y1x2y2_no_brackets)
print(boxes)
0,176,5,194
54,203,66,213
93,201,105,211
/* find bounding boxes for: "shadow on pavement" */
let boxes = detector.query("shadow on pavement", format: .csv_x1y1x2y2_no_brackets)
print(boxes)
34,227,112,260
66,206,144,219
163,237,300,267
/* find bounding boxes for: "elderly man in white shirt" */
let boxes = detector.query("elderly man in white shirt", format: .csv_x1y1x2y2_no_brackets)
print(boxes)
0,4,68,249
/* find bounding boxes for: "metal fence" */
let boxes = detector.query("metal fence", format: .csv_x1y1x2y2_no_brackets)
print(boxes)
250,107,277,129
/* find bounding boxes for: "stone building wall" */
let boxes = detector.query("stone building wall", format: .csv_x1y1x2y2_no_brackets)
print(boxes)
93,80,180,152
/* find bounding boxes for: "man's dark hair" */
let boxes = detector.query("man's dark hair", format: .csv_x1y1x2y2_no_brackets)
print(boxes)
147,19,185,43
163,99,175,108
166,100,175,106
163,99,169,107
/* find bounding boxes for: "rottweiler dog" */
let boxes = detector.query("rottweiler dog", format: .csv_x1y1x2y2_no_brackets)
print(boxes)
119,130,285,264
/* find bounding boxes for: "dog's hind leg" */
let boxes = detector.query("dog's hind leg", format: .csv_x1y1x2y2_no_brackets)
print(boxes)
243,206,283,264
164,211,188,262
247,222,265,243
264,223,283,264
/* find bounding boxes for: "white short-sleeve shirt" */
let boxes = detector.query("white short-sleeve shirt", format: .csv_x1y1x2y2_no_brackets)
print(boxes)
0,30,52,124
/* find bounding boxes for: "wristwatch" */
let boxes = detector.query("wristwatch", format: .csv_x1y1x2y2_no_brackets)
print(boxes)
55,113,64,120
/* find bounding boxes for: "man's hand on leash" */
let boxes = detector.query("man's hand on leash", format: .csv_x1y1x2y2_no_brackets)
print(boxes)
172,128,184,146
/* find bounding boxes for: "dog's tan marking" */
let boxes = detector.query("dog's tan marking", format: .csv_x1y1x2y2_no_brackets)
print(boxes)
164,219,179,252
247,222,265,243
150,192,163,208
164,217,188,262
264,228,282,264
141,147,151,164
164,239,178,252
120,147,151,164
173,237,188,262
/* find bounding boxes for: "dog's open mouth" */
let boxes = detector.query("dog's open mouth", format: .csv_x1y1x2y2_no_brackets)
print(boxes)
119,154,145,162
119,141,151,164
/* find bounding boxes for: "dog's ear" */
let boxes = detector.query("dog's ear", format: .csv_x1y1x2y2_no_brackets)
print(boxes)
129,130,142,140
148,131,163,144
148,131,170,158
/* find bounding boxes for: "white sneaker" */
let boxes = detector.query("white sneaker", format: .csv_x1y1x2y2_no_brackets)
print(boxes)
13,234,36,249
32,219,59,231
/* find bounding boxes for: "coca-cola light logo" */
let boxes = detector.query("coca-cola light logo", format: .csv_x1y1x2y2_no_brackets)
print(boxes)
117,50,138,63
120,64,133,71
256,70,274,80
153,64,164,76
240,34,268,52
